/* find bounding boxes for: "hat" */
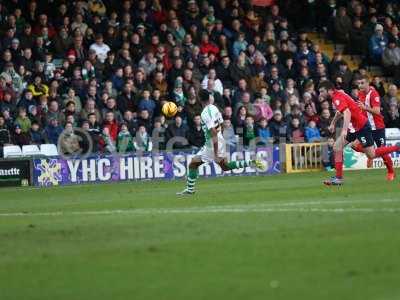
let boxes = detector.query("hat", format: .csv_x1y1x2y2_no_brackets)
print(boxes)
136,23,145,29
188,0,196,4
273,110,282,115
11,38,19,44
375,24,384,31
14,124,21,130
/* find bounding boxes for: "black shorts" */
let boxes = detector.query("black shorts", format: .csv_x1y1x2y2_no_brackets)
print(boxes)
346,123,375,148
372,128,386,147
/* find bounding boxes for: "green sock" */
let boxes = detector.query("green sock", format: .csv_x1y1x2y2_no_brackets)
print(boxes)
186,168,198,192
226,160,254,170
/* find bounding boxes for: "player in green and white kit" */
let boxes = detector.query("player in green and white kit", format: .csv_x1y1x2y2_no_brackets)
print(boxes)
177,90,266,195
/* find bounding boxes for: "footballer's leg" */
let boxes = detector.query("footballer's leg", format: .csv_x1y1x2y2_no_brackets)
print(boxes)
177,156,202,195
324,133,350,186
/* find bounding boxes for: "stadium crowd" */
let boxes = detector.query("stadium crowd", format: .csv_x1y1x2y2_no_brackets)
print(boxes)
0,0,399,156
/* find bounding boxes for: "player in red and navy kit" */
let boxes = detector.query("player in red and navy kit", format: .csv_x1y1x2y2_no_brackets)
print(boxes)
354,75,395,180
318,81,400,185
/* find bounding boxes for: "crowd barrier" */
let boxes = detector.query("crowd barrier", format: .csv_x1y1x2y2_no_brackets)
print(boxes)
285,142,328,173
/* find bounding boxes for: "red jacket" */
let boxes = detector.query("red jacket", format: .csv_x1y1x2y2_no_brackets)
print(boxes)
200,42,220,56
103,120,118,141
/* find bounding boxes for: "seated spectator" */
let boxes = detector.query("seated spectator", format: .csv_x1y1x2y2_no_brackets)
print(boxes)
256,118,271,145
188,115,204,149
0,115,11,148
12,124,31,147
305,120,321,142
101,127,116,153
288,117,305,143
385,102,400,129
138,90,156,118
223,118,236,150
166,115,189,149
87,113,102,153
117,123,134,153
15,107,31,133
102,111,118,142
27,75,49,99
319,109,333,138
43,117,63,145
254,97,273,122
30,121,44,145
59,122,80,155
369,24,388,64
244,115,256,146
134,125,152,152
89,34,110,64
201,68,223,95
269,110,287,144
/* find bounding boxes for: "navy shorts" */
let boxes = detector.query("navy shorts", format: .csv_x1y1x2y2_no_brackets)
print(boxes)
372,128,386,147
346,123,375,148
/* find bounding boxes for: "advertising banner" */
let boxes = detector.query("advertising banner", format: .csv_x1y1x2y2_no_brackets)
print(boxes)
0,160,31,187
32,147,280,187
344,140,400,170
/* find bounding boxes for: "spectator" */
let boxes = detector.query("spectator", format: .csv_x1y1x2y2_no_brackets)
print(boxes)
44,118,63,145
101,127,116,153
333,7,352,44
0,115,11,147
223,118,236,149
117,123,134,153
134,125,152,152
166,115,189,149
256,118,271,145
305,120,322,142
59,122,80,155
30,121,44,145
188,115,204,148
138,90,156,118
103,111,118,142
382,38,400,77
288,117,305,143
244,115,256,146
14,107,31,133
269,110,287,144
12,124,31,146
369,24,388,64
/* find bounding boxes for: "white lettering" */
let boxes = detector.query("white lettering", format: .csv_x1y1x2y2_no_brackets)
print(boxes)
153,155,164,178
120,157,134,180
140,157,153,179
98,159,111,181
67,160,81,182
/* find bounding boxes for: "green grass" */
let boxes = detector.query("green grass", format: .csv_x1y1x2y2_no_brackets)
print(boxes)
0,170,399,300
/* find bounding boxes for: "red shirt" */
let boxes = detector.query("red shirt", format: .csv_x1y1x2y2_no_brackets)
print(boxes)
332,90,368,132
357,87,385,130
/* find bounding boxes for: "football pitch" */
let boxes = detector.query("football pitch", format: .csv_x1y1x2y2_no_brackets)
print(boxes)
0,170,399,300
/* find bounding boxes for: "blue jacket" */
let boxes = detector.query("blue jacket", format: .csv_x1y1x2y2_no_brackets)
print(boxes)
138,99,156,115
44,125,63,144
257,127,271,140
369,34,388,60
305,127,321,142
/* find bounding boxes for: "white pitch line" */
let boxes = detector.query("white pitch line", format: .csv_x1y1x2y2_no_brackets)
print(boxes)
0,203,400,218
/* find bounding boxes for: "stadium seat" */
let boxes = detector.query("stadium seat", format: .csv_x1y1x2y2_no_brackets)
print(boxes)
3,145,23,158
22,145,41,157
40,144,59,157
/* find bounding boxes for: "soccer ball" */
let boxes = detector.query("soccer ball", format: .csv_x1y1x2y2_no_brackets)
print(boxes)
162,101,178,118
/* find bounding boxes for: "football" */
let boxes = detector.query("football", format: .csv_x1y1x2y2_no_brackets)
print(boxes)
162,101,178,118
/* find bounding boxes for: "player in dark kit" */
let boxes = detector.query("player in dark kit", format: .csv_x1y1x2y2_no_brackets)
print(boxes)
318,81,400,185
353,75,394,180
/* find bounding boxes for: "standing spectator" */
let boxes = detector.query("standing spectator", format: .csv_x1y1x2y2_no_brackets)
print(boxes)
43,118,63,145
223,118,236,150
382,38,400,77
102,111,118,142
333,7,352,44
14,107,31,133
369,24,388,64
